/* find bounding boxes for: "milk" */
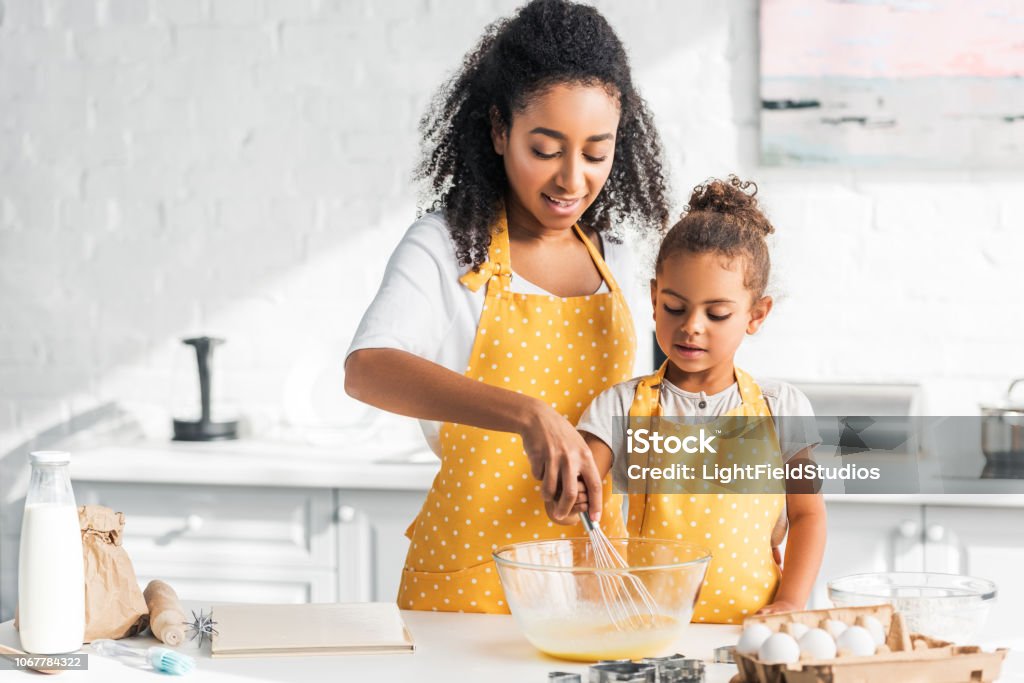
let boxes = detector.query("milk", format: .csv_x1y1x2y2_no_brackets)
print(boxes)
18,502,85,654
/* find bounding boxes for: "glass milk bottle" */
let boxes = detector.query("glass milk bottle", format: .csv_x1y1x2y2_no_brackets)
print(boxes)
18,451,85,654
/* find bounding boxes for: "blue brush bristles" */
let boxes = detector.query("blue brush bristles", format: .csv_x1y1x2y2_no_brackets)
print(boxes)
92,639,195,676
147,647,196,676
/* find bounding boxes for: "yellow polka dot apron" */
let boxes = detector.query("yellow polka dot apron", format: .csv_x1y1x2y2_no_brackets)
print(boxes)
626,362,784,624
398,214,635,613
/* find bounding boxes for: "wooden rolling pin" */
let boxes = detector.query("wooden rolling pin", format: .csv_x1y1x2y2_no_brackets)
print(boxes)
143,580,186,646
0,643,61,674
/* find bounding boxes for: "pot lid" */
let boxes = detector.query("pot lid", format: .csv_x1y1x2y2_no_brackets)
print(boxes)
981,379,1024,412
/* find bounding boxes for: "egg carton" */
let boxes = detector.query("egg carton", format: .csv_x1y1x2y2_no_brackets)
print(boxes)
731,604,1008,683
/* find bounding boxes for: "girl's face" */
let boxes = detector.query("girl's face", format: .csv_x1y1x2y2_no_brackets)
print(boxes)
651,251,772,390
491,83,620,232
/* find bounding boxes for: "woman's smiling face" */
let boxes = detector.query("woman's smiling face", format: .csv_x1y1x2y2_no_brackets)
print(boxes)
491,82,620,232
652,251,772,390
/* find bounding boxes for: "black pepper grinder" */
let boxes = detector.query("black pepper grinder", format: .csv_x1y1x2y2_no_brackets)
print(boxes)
172,336,239,441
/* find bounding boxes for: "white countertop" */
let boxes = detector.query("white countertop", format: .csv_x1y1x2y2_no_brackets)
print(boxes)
4,606,1023,682
0,607,742,682
69,440,442,490
66,439,1024,507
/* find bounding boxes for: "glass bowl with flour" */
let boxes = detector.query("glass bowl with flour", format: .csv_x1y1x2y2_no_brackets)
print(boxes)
828,572,996,643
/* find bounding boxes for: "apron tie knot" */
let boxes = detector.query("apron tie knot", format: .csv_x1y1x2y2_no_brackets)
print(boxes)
459,260,509,292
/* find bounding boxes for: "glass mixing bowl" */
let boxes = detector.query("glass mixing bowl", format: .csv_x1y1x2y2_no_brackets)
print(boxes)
828,572,997,643
493,538,711,662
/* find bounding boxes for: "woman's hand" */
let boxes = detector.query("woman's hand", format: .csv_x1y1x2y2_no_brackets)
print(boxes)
521,401,604,523
544,485,590,525
345,350,609,523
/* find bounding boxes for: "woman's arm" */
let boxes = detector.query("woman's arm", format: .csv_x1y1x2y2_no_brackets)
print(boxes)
345,347,605,521
757,490,827,614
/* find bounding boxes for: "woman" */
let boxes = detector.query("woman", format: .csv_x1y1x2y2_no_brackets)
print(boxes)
345,0,669,613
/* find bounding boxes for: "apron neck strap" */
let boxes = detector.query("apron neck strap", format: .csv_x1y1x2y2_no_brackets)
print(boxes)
629,362,767,417
733,366,768,410
459,206,621,294
629,361,669,418
574,224,621,292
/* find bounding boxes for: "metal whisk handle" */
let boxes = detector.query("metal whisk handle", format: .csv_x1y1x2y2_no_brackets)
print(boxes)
580,510,596,533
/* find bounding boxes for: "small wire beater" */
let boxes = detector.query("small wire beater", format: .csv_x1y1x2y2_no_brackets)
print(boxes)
185,609,218,648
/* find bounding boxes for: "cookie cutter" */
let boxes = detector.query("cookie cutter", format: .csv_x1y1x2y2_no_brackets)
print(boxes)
640,654,705,683
588,660,657,682
713,645,736,664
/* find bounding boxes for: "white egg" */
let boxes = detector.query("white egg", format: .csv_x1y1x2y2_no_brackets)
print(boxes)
857,615,886,646
758,632,800,664
784,622,810,640
798,628,837,660
836,625,877,657
821,618,848,639
736,623,773,655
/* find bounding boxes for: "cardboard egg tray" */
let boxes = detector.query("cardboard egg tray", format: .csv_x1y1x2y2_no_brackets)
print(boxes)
731,604,1008,683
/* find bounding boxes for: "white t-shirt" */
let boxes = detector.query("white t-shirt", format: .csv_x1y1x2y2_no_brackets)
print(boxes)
577,376,821,492
346,212,651,454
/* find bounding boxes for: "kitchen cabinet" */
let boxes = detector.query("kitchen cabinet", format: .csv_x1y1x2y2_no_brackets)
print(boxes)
922,505,1024,641
75,482,340,605
3,438,1023,644
809,501,1024,642
132,564,336,604
334,489,424,602
76,482,337,567
808,502,924,609
0,480,428,618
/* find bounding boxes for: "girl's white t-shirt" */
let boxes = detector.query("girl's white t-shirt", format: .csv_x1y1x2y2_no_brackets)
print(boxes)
346,212,651,454
577,376,821,493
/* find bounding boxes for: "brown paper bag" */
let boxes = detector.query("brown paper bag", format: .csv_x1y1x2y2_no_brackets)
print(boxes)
15,505,149,641
78,505,149,641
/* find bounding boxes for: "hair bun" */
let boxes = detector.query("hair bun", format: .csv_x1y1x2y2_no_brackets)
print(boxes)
686,175,774,237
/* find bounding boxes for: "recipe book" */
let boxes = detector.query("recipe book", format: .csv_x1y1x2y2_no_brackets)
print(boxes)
210,602,415,658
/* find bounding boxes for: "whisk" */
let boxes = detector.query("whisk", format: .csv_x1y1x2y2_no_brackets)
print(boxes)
580,510,662,631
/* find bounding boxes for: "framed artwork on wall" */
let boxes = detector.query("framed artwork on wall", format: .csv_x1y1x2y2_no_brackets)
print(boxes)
760,0,1024,167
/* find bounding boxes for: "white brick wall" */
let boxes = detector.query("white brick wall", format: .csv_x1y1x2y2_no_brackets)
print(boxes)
1,0,1023,462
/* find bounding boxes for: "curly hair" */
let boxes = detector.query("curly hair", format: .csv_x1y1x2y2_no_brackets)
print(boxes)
656,175,775,298
415,0,670,268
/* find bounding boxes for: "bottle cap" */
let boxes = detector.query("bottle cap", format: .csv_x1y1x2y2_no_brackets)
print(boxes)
30,450,71,465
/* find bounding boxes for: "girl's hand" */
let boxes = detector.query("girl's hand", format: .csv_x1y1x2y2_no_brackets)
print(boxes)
521,401,604,523
755,599,801,616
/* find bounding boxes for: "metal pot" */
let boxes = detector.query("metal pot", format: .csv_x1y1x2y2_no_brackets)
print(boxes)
980,379,1024,473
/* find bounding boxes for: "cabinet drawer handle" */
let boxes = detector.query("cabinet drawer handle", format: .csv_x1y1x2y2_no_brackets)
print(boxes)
337,505,356,523
155,514,205,546
896,520,919,539
926,524,945,543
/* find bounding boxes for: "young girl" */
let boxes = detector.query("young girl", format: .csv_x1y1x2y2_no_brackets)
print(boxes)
345,0,670,613
568,176,827,624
